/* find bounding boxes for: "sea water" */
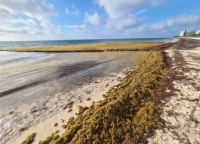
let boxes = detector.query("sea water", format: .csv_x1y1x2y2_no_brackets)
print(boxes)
0,38,175,49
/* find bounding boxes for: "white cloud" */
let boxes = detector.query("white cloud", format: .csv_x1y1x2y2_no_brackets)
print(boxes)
127,14,200,37
0,25,29,34
0,0,56,20
0,8,17,18
96,0,146,19
167,15,200,27
95,0,171,33
65,5,81,17
95,0,153,32
85,12,106,25
0,0,63,40
106,15,142,30
148,14,200,32
136,9,147,15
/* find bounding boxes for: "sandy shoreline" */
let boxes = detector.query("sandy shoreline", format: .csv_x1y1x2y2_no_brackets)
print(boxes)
9,70,128,144
148,39,200,143
1,51,143,143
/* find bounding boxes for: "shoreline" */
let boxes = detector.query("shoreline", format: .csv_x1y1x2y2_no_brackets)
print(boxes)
9,71,128,144
1,38,199,143
36,50,169,144
1,51,142,144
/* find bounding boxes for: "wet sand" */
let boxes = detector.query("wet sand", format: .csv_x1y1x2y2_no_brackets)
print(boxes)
9,70,127,144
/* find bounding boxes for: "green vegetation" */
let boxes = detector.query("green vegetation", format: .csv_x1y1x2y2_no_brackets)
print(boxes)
39,51,170,144
21,133,36,144
189,34,200,37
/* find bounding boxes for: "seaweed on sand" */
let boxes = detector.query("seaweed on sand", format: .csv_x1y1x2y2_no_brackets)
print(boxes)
76,105,89,115
39,132,60,144
21,133,36,144
39,51,171,144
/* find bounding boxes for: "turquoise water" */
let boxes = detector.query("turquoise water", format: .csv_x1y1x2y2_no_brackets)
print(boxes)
0,38,175,49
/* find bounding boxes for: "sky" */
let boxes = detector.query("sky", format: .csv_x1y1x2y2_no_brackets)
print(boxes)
0,0,200,41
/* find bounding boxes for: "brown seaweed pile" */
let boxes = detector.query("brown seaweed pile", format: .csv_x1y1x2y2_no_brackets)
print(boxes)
10,43,160,52
38,51,170,144
21,133,36,144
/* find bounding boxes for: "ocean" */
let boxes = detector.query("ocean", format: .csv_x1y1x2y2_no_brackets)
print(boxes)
0,38,176,49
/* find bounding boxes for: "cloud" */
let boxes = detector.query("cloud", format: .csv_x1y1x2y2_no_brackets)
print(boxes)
0,8,17,18
148,14,200,32
65,5,81,17
94,0,171,33
0,24,32,35
167,15,200,27
0,0,56,20
128,14,200,37
69,24,101,35
0,0,63,40
136,9,147,15
106,15,142,30
96,0,146,19
0,28,29,34
150,22,168,30
85,12,106,25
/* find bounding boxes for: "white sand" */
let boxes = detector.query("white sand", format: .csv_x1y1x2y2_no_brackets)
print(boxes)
182,37,200,40
7,67,133,144
148,47,200,143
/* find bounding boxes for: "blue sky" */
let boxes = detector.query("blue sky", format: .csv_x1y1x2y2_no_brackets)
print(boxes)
0,0,200,41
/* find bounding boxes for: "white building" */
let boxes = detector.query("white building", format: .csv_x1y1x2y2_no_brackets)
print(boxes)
179,31,186,37
196,30,200,34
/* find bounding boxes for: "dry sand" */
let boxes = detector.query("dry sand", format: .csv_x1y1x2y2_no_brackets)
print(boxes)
182,37,200,40
8,67,133,144
148,41,200,143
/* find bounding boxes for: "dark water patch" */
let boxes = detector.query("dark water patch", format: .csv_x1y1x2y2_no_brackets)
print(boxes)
0,61,105,97
57,61,109,78
0,81,44,97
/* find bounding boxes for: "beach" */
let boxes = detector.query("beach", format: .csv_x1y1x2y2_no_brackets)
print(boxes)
0,38,199,144
0,50,144,143
148,38,200,143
